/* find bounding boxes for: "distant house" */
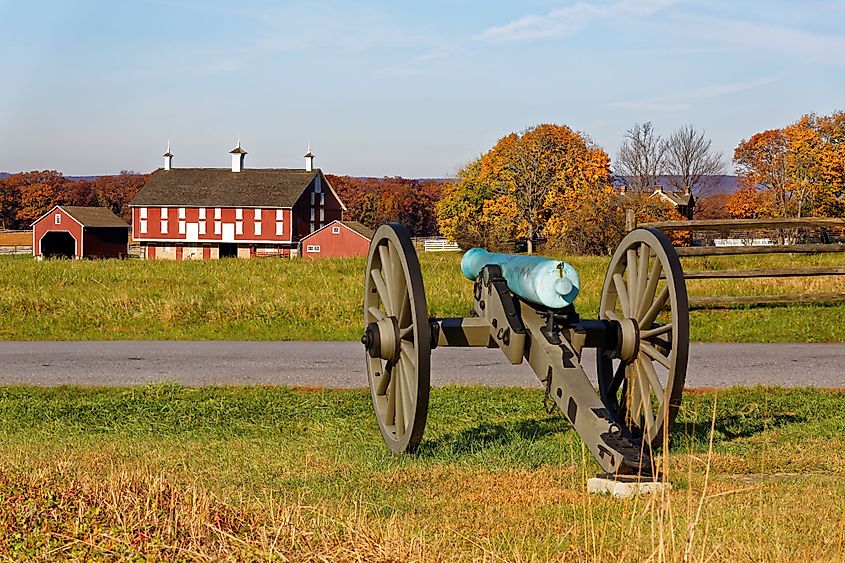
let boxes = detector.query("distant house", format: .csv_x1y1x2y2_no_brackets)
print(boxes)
299,220,373,258
32,205,129,259
130,144,346,259
618,185,695,219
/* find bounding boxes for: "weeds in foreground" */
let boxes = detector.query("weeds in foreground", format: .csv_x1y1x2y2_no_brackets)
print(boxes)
0,385,843,560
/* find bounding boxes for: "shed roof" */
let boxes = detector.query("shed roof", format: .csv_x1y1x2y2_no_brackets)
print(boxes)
132,168,321,207
60,206,129,227
302,219,374,242
339,220,375,240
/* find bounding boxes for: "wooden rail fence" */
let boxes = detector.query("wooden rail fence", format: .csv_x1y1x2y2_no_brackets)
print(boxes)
633,214,845,308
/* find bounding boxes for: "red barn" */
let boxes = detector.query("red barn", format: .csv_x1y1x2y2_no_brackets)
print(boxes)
300,220,374,258
130,144,346,259
32,205,129,259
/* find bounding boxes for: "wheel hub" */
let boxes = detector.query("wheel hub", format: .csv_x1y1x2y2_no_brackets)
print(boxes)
362,317,400,361
616,317,640,362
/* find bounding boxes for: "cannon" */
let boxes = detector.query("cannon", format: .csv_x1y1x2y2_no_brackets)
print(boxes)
361,223,688,476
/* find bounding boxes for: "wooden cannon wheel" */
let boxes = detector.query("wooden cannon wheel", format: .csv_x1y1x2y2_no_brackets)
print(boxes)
362,223,431,453
597,228,690,450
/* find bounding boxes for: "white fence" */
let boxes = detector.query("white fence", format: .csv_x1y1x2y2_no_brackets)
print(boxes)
422,238,461,252
0,245,32,256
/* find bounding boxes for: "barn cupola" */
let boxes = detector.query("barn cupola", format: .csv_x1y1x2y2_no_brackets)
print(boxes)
163,141,174,171
304,146,315,172
230,140,247,172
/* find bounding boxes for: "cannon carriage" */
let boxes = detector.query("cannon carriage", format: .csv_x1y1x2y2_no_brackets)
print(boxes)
361,223,688,477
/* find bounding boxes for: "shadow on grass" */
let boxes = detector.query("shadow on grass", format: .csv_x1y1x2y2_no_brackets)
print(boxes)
417,416,572,457
672,411,805,450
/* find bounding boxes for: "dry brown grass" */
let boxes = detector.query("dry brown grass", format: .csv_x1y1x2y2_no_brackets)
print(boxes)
0,231,29,246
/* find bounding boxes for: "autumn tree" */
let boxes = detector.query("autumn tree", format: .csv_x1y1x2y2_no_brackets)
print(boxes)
438,124,612,254
92,172,146,221
614,122,666,193
664,125,725,197
734,111,845,218
326,175,444,237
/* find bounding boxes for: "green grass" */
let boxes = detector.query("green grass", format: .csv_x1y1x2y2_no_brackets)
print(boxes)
1,252,844,341
1,385,843,560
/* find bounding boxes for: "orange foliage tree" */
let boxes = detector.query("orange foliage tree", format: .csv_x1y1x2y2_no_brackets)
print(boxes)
438,124,613,253
734,112,845,218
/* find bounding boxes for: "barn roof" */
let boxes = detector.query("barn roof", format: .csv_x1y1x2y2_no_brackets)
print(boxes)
301,220,374,242
132,168,321,208
60,206,129,228
340,221,374,240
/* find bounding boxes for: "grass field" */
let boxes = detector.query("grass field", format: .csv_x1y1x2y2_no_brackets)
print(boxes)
1,253,844,342
0,384,843,560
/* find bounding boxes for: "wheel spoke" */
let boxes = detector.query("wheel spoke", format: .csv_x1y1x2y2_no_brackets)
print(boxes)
636,364,656,435
399,354,414,430
400,325,414,340
628,363,641,426
636,245,651,316
613,273,632,317
638,256,663,320
626,248,639,314
386,362,397,429
394,362,405,437
368,306,386,321
640,285,670,328
641,323,672,339
388,243,409,326
638,355,664,408
370,269,393,316
641,342,672,369
604,310,621,322
377,244,395,313
375,361,390,395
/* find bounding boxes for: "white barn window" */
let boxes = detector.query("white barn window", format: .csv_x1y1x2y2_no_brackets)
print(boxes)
306,245,320,253
214,221,221,235
139,220,148,234
199,208,206,220
254,208,261,221
236,208,243,220
275,222,284,236
199,221,206,235
254,221,262,236
332,226,340,234
54,214,61,225
139,207,147,219
275,209,284,221
161,219,168,234
161,208,169,218
178,207,186,219
214,208,221,219
235,222,243,235
178,220,186,234
319,209,325,222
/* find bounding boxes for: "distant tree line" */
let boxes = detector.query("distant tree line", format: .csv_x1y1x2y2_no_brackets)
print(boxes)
0,171,145,230
326,175,445,237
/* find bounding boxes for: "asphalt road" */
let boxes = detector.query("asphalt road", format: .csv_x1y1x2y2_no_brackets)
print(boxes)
0,341,843,388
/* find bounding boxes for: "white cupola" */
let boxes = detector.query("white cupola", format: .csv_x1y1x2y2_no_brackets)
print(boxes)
163,141,174,171
304,146,315,172
230,140,247,172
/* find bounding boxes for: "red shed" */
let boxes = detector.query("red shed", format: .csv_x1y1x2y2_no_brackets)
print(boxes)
32,205,129,259
299,220,373,258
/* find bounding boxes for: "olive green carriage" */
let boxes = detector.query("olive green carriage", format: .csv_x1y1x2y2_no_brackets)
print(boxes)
360,223,689,476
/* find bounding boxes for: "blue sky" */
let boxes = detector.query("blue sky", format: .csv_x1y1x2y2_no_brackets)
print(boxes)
1,0,843,177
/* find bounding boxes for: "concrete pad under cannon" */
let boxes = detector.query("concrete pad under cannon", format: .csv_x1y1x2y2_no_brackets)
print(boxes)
587,477,672,498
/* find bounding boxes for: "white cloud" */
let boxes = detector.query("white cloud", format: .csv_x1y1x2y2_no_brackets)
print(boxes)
475,0,677,43
609,75,781,113
687,18,845,67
